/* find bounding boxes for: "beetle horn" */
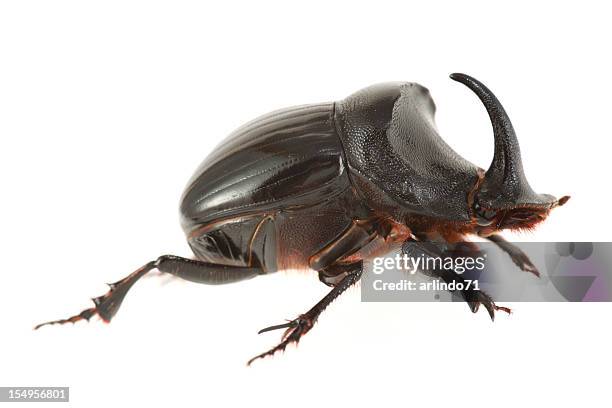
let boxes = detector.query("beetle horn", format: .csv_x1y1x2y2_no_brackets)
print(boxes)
449,73,523,184
449,73,556,208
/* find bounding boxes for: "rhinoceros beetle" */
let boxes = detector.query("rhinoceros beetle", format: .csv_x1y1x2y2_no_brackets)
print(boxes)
36,73,569,365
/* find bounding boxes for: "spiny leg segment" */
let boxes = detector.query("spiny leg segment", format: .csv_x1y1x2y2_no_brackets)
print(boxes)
485,233,540,277
34,255,262,330
402,240,512,320
34,260,157,329
247,261,363,366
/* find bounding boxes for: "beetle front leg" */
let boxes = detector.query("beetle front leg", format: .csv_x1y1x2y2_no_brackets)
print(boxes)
402,240,511,320
485,234,539,277
434,268,512,319
248,261,362,365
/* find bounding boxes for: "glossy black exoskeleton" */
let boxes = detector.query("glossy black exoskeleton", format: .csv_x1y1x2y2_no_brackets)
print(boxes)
36,74,569,364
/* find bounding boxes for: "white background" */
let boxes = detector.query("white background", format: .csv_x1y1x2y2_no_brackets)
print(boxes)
1,1,610,407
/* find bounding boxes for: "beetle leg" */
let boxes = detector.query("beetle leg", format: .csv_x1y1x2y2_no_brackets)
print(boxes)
402,240,511,320
464,288,512,320
34,255,263,330
34,260,157,329
308,219,385,271
432,264,512,320
431,264,512,319
248,261,362,366
247,219,384,364
485,234,539,277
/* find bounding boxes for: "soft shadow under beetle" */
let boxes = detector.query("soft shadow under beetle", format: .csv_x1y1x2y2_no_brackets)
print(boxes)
36,73,569,364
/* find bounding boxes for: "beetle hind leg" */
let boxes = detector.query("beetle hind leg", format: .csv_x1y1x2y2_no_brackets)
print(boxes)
34,260,157,329
247,261,362,366
34,255,263,330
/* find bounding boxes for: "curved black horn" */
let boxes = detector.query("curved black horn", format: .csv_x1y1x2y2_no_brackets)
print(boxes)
449,73,558,209
449,73,524,185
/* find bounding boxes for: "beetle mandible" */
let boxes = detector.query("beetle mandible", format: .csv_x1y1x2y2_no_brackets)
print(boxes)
36,73,570,364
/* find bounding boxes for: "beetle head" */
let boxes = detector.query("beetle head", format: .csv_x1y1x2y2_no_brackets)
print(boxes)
450,73,570,234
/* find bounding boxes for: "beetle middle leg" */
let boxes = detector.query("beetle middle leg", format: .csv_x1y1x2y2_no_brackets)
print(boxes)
247,261,362,366
247,218,387,364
